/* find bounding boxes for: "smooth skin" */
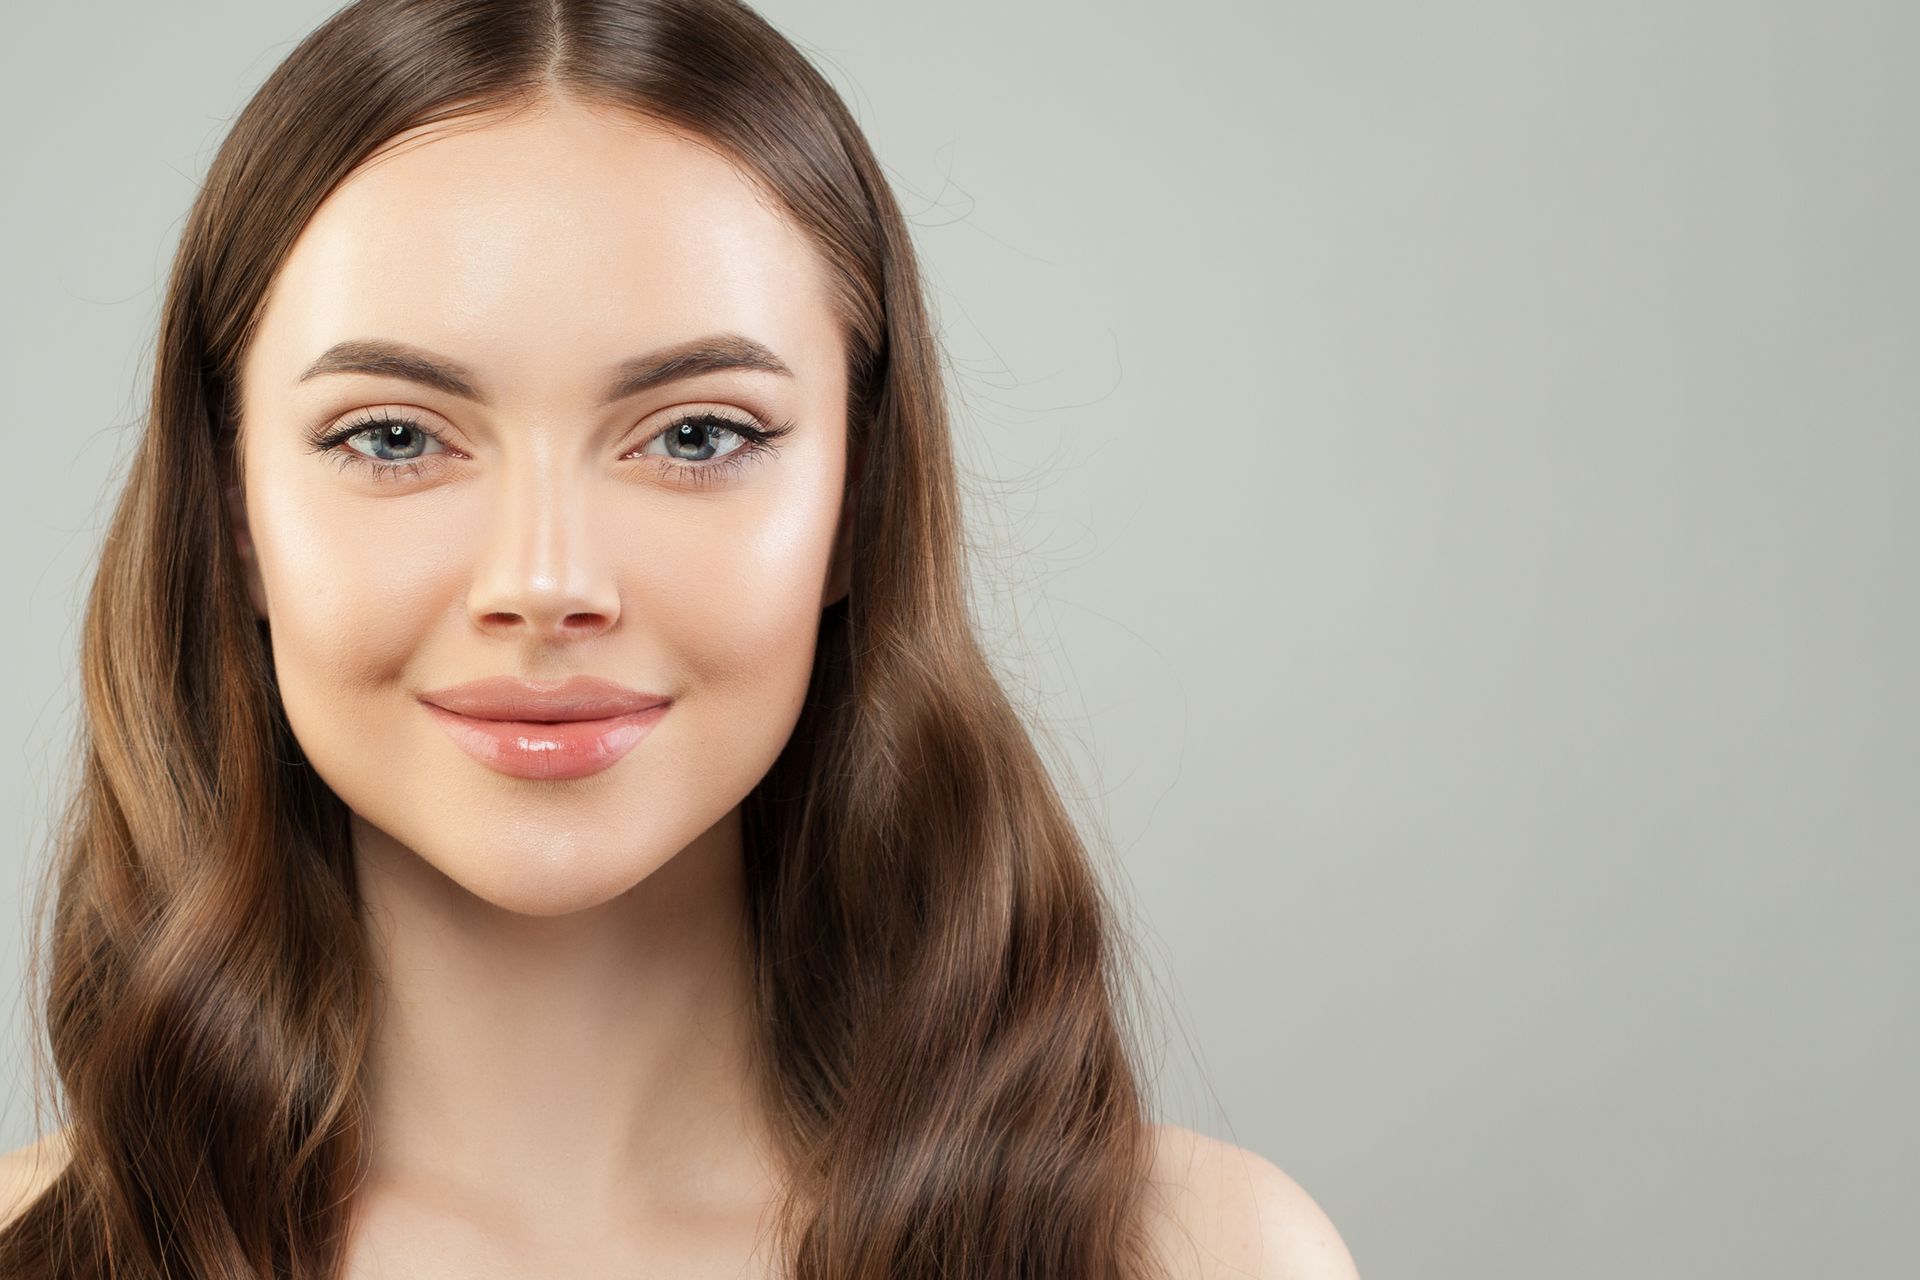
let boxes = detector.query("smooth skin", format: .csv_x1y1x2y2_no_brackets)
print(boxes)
2,97,1360,1279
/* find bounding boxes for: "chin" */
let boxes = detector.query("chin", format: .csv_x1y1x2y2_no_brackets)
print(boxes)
345,807,679,920
460,879,636,920
436,839,682,919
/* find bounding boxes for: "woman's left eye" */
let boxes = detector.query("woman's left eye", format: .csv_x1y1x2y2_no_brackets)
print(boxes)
644,416,755,464
633,412,793,484
305,408,794,487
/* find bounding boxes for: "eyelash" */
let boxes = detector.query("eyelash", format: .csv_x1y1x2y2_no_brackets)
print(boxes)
302,408,793,489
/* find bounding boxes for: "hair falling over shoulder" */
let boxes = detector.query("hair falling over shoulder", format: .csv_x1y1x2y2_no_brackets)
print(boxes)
1,1,1166,1275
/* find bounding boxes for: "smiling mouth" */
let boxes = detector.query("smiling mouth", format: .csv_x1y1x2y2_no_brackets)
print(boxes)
446,710,656,725
423,701,671,781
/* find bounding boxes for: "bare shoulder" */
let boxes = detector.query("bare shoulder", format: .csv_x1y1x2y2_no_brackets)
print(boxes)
0,1127,73,1231
1141,1123,1362,1280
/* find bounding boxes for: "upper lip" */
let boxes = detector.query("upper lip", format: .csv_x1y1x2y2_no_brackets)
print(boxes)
418,675,671,722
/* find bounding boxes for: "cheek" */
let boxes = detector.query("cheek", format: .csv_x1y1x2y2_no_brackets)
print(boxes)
664,494,830,625
652,485,839,732
250,479,458,688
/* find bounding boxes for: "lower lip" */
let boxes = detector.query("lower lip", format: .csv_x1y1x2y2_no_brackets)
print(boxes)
422,701,670,781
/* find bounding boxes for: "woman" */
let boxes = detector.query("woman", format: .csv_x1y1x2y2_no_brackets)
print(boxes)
0,1,1360,1275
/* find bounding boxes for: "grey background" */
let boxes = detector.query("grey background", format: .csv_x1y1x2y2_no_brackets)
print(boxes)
3,2,1915,1276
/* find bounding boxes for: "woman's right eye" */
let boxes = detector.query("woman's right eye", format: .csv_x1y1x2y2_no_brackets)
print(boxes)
307,413,451,482
341,415,445,462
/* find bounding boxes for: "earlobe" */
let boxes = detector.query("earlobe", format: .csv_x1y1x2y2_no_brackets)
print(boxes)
822,493,854,609
225,478,269,623
822,444,862,609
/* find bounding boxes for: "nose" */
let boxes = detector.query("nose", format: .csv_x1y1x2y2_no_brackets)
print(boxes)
464,460,621,641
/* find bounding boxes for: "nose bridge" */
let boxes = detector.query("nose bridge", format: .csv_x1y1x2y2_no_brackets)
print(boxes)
468,448,618,634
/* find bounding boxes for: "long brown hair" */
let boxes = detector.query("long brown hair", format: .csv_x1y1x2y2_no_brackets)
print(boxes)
2,1,1162,1275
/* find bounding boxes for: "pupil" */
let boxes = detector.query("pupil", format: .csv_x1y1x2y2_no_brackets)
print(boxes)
674,422,716,460
373,422,420,460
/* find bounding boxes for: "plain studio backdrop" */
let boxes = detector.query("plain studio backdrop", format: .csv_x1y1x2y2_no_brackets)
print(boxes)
2,2,1914,1277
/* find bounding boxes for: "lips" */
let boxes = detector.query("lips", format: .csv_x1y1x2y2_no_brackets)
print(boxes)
418,674,671,722
418,675,672,781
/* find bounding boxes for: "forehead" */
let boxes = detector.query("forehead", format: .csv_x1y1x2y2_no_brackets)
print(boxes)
243,100,840,405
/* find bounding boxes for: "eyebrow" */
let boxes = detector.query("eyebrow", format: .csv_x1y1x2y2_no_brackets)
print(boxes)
293,332,794,406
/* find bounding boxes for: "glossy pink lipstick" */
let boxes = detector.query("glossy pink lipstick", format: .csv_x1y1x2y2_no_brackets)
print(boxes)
418,675,671,782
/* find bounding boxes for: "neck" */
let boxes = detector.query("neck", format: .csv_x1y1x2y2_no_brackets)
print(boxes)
349,804,783,1234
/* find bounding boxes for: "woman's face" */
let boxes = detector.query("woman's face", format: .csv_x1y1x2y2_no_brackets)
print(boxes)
230,98,851,917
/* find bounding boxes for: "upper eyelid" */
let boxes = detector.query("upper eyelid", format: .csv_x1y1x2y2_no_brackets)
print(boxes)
326,402,767,452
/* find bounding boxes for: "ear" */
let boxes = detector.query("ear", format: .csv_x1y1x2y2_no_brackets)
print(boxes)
821,441,862,609
225,474,270,623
